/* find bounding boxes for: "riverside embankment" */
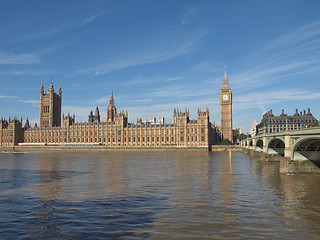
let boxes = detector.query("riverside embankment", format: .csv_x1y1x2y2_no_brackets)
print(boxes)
1,144,318,174
1,145,240,153
241,147,320,174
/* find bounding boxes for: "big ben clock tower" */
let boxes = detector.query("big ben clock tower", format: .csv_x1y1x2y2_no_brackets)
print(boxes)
220,67,233,142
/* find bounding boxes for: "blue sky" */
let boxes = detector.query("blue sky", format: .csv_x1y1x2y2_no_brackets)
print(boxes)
1,0,320,133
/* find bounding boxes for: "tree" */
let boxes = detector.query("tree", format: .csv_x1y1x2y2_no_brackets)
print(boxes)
240,133,248,140
221,139,233,145
310,122,319,127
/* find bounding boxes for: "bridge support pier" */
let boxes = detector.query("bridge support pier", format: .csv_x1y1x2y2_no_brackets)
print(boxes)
284,132,291,158
252,137,256,150
240,127,320,174
263,135,267,153
279,158,320,174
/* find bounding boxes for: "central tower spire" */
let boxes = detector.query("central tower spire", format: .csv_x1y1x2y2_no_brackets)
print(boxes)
223,65,229,85
106,89,117,122
109,88,114,106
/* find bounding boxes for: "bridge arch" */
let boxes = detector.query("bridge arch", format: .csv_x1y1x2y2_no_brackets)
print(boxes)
249,140,253,149
268,138,285,156
292,137,320,167
256,139,263,151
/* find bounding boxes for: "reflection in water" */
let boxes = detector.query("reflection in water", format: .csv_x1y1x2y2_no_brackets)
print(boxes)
0,151,320,239
218,150,238,229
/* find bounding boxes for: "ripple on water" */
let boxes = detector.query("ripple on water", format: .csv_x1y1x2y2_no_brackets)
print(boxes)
0,151,320,239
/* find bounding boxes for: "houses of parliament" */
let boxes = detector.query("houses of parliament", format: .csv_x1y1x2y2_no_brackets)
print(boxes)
0,71,233,150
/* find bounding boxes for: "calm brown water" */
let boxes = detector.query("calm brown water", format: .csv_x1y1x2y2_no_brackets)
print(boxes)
0,150,320,239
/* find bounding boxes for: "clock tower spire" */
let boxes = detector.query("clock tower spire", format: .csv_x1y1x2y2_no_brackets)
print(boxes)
219,67,233,142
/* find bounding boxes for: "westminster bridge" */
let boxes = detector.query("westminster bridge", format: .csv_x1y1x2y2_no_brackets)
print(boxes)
240,127,320,173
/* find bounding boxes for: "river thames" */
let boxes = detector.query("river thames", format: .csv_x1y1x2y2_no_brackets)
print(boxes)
0,150,320,239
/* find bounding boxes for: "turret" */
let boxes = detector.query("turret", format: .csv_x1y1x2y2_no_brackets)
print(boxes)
49,72,54,92
58,84,62,97
40,82,44,95
221,66,230,89
109,89,114,106
280,109,287,116
49,81,54,92
94,106,100,123
106,89,117,122
24,118,30,130
88,111,94,123
307,108,311,115
63,113,75,127
173,108,189,124
39,75,62,128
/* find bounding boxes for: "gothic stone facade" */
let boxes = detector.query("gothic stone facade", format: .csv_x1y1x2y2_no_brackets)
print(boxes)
219,70,233,142
1,82,221,149
256,109,318,135
40,81,62,127
0,117,24,147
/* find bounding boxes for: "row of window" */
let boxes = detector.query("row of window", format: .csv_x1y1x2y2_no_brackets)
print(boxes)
25,135,206,144
25,128,206,137
42,106,50,114
0,132,13,137
267,119,315,124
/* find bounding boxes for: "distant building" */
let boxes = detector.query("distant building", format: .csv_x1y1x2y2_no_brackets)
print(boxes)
158,117,165,124
149,117,156,124
88,111,94,123
257,109,318,135
0,78,225,149
250,120,258,136
88,107,101,123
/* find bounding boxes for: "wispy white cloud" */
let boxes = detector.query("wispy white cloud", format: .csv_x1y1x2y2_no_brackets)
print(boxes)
227,19,320,132
234,89,320,111
191,60,219,73
265,20,320,51
0,69,52,76
5,11,111,44
0,95,19,99
180,5,203,25
18,99,40,106
94,96,108,105
79,11,110,27
77,29,209,76
34,40,76,56
146,85,213,98
0,95,41,107
0,40,73,66
232,60,315,91
0,51,40,64
124,75,183,86
231,20,320,92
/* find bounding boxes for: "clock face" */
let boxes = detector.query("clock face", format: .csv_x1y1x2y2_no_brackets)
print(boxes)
223,94,229,101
